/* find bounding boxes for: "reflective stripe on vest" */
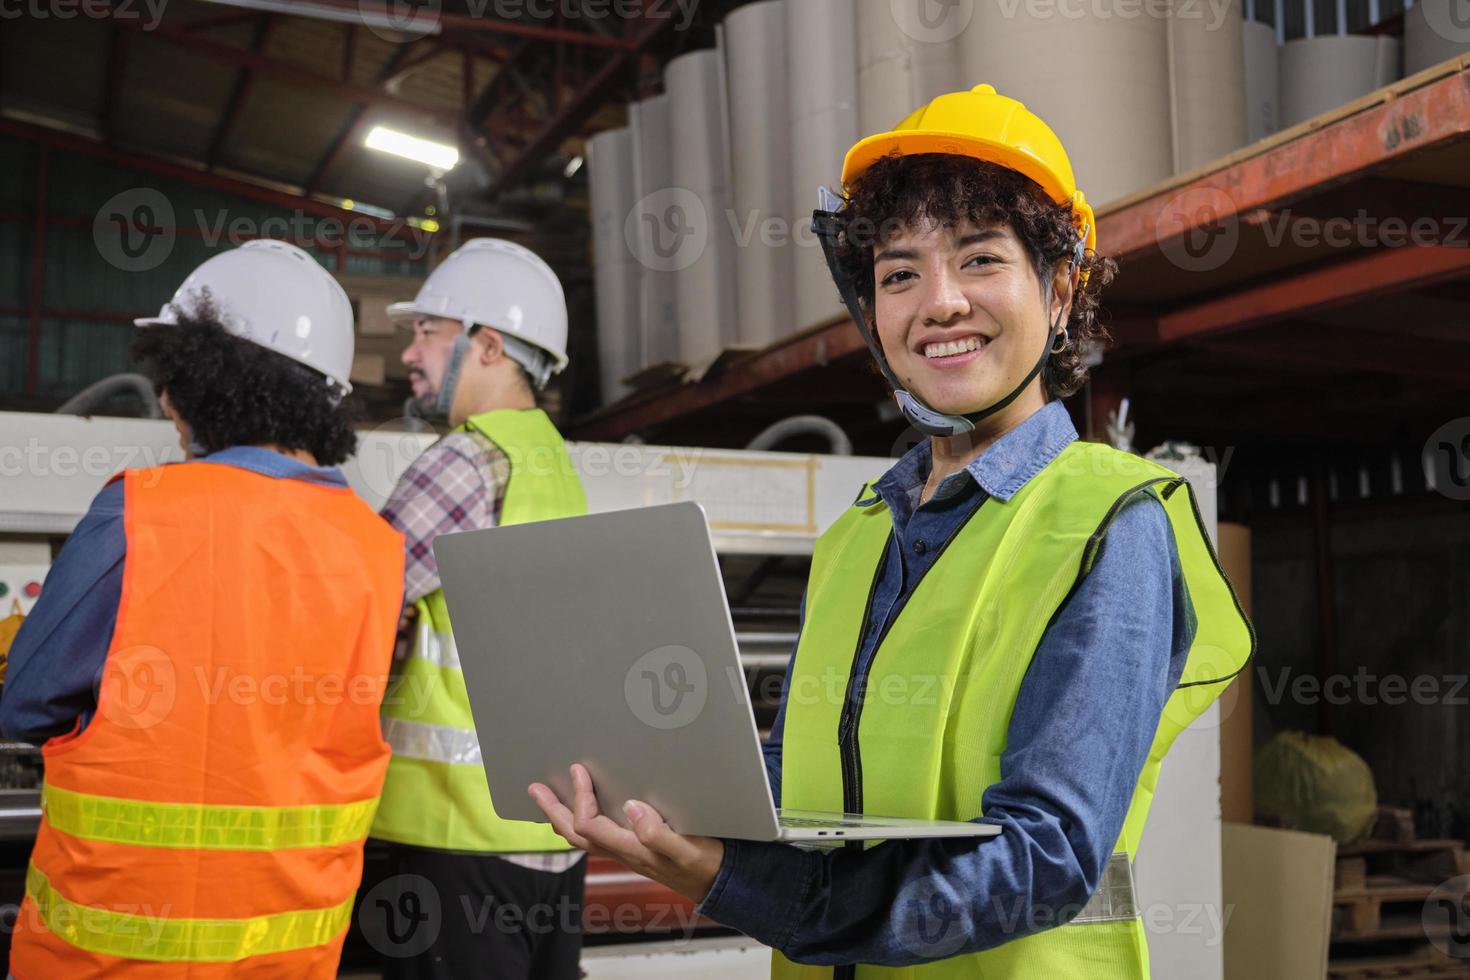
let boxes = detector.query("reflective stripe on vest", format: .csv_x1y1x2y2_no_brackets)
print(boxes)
772,441,1254,980
11,463,403,978
372,409,590,854
26,865,354,963
413,620,461,671
42,785,378,851
381,717,483,766
1072,853,1138,925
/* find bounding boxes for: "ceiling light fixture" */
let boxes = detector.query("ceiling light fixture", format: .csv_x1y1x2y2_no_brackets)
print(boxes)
365,125,460,172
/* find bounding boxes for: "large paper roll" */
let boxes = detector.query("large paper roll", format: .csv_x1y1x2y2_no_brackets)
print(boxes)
587,127,640,405
857,0,965,137
1404,0,1470,76
628,95,678,369
1168,0,1247,172
725,0,794,350
957,1,1174,207
788,0,857,333
1279,36,1401,129
1242,20,1281,144
666,48,739,372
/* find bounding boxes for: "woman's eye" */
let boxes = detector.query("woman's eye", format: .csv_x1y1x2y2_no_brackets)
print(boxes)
880,270,915,287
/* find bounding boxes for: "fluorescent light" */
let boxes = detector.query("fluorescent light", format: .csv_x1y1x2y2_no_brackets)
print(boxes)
365,126,459,172
563,155,584,179
196,0,442,35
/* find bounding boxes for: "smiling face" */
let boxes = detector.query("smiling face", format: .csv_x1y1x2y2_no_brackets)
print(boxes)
872,216,1070,426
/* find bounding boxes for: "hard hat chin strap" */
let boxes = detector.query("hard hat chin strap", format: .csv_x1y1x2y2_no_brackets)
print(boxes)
433,324,553,420
813,206,1082,439
434,332,472,419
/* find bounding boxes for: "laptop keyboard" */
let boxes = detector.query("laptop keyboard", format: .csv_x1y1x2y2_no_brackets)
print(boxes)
779,816,874,829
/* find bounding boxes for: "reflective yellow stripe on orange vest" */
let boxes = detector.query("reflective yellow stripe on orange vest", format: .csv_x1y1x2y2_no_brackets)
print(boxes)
42,785,378,851
25,865,354,963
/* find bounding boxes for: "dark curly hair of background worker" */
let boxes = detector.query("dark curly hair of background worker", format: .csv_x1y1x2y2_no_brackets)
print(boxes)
130,292,359,465
835,152,1118,400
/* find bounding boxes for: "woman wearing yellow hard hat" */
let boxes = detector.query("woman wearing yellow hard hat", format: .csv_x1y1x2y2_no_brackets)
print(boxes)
531,84,1253,979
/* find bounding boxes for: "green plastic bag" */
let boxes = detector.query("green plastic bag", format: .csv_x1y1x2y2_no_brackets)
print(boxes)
1254,731,1378,843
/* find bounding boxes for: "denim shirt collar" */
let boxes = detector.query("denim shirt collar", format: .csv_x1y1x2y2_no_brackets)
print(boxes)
200,446,348,487
871,401,1078,516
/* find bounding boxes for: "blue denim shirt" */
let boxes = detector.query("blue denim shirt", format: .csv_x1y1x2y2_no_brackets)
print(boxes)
0,448,349,744
698,401,1196,966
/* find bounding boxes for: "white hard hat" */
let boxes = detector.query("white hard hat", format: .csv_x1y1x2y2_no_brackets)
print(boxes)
387,238,569,380
135,239,356,393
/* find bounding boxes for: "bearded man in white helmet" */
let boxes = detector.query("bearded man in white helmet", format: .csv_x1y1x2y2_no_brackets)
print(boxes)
1,241,405,978
368,239,589,979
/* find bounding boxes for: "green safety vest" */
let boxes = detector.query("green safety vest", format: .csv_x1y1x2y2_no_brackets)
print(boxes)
371,409,589,853
773,440,1254,979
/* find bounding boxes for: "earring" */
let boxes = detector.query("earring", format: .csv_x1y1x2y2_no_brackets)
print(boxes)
1051,327,1070,354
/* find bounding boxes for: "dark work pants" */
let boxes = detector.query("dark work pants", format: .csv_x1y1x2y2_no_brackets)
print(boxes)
374,843,587,980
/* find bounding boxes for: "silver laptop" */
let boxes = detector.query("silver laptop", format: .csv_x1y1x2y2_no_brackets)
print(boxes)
433,501,1000,844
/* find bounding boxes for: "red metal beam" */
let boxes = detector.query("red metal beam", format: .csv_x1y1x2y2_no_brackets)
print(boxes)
379,42,451,92
1099,65,1470,261
99,27,129,144
205,15,276,170
340,23,355,81
26,150,49,398
486,10,675,196
470,37,535,116
0,120,428,244
1156,245,1470,343
106,12,457,128
1195,323,1470,384
180,9,264,32
289,0,631,49
303,43,417,197
571,318,868,440
462,49,473,110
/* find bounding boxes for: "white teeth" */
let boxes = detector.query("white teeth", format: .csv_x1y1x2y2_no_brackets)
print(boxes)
923,337,985,359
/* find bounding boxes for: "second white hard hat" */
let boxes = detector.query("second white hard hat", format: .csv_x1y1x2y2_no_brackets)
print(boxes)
387,238,569,384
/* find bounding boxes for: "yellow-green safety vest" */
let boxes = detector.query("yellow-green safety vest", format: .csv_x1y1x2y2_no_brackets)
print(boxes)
371,409,589,853
773,440,1254,980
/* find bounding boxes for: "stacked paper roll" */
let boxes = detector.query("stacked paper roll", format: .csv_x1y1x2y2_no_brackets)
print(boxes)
586,127,640,404
725,0,794,350
1168,0,1248,173
1242,20,1281,144
788,0,857,333
957,1,1174,207
1279,36,1401,129
666,49,739,372
857,0,965,137
1404,0,1470,75
628,94,678,369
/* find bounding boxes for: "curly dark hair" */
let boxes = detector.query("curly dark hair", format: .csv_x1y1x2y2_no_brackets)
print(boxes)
834,153,1117,400
130,292,358,465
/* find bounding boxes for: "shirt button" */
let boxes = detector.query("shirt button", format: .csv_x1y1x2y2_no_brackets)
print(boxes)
913,540,928,556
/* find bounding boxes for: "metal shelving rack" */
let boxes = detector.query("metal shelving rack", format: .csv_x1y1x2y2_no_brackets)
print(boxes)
568,56,1470,454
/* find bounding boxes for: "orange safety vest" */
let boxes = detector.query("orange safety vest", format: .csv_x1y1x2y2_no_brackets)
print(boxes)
10,462,404,979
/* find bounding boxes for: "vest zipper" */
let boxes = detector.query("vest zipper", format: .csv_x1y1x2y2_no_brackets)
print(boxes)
836,530,891,818
829,499,989,979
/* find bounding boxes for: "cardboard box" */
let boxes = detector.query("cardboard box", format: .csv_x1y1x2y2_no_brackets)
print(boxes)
1223,822,1336,980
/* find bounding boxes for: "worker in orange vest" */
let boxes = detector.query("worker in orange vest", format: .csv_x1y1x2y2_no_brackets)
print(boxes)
0,241,405,978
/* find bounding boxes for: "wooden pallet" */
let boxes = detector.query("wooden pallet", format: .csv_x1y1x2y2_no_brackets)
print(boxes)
1329,944,1470,980
1333,876,1469,940
1329,807,1470,978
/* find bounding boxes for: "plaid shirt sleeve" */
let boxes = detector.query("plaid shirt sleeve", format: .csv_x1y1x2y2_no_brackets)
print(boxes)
380,432,504,605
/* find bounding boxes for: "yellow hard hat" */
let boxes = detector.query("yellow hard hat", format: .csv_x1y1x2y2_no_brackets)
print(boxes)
841,84,1097,256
